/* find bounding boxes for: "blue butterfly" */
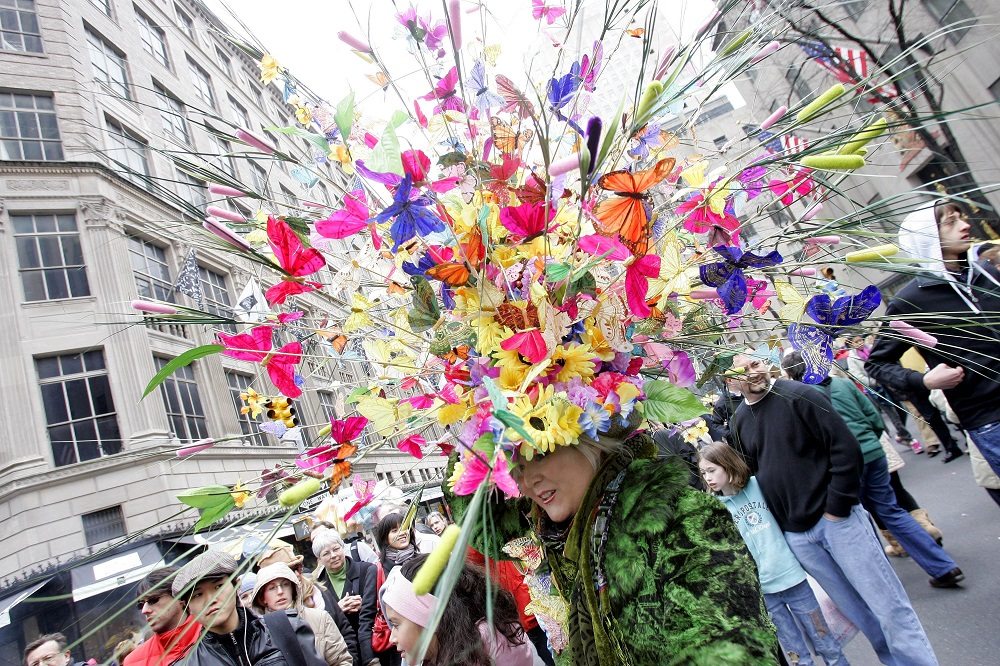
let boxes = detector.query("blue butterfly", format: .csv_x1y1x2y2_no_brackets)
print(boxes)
788,285,882,384
290,166,319,188
374,175,445,251
466,60,504,113
547,62,581,110
699,245,783,314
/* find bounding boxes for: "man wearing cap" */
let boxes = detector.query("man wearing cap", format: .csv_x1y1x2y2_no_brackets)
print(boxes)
125,568,201,666
173,550,322,666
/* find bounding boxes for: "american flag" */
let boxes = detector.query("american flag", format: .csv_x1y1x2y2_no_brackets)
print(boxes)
755,128,809,155
798,38,899,101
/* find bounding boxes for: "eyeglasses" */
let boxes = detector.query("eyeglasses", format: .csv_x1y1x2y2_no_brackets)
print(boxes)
137,595,161,610
29,654,65,666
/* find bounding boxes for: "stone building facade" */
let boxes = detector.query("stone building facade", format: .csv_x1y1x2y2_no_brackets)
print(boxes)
0,1,445,661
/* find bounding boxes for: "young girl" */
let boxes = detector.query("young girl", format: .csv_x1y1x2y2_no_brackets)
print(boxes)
699,442,849,666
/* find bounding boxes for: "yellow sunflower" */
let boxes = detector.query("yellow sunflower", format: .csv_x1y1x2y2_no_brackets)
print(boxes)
509,387,583,459
551,343,597,383
493,347,534,390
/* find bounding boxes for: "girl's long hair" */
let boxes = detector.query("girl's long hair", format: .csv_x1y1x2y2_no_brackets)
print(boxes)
398,554,526,666
374,512,417,571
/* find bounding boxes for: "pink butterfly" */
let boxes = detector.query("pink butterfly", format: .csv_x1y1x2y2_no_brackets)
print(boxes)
495,74,535,119
579,40,604,92
315,190,370,239
498,201,554,240
402,394,435,409
265,217,326,305
532,0,565,25
420,67,466,113
217,325,303,397
769,170,814,205
625,254,661,318
500,329,548,364
295,416,367,474
343,477,376,522
397,434,426,459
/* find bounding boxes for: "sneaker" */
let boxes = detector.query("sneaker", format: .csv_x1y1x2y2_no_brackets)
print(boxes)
910,440,924,454
929,567,964,588
943,450,965,463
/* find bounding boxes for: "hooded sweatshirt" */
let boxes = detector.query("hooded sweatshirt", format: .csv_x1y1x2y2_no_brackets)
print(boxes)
866,206,1000,430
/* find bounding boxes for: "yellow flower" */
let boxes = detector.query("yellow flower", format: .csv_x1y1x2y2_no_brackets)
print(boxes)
683,419,709,445
581,321,616,361
493,348,533,390
231,481,252,508
616,381,642,405
240,388,265,418
295,105,312,126
510,387,583,459
260,54,281,84
438,393,472,425
472,315,508,356
551,343,597,383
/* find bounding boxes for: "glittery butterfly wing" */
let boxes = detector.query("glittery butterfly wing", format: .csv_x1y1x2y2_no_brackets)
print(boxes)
787,322,834,385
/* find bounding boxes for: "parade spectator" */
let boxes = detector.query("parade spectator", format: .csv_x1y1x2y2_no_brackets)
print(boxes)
111,640,136,666
379,554,540,666
251,563,353,666
867,201,1000,481
896,349,964,461
782,352,964,588
374,514,432,578
727,353,938,665
24,634,86,666
238,573,257,609
423,512,449,536
124,567,201,666
312,531,379,666
311,523,377,564
699,442,848,666
845,335,917,450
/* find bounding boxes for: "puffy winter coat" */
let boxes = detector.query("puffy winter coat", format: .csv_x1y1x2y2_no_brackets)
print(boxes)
182,607,310,666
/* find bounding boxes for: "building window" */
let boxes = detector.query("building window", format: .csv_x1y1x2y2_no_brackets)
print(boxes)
317,390,337,420
153,83,189,145
128,235,173,301
86,28,131,100
0,0,43,53
0,91,63,160
12,213,89,301
136,8,170,68
207,131,236,177
105,117,149,182
174,4,193,38
215,46,232,76
226,370,268,445
82,506,127,546
279,185,296,207
784,67,812,103
921,0,974,43
228,94,251,129
37,350,122,467
249,161,269,195
156,356,207,441
244,71,263,106
187,57,216,109
175,166,206,212
87,0,112,16
199,265,235,331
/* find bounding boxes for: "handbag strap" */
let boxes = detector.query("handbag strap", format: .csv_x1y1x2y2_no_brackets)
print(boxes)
261,611,321,666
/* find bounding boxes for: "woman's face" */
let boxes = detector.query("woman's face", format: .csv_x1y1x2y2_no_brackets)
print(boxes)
385,604,435,663
426,515,447,535
387,526,411,549
261,578,295,611
515,445,597,523
318,542,346,573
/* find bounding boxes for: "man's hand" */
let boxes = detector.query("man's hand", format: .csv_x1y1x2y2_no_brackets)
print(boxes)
822,512,845,522
923,364,964,390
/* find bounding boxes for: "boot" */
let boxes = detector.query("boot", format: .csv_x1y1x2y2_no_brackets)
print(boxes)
881,529,907,557
910,508,943,545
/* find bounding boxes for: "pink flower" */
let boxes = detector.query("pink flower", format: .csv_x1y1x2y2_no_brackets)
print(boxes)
397,434,426,459
316,190,370,239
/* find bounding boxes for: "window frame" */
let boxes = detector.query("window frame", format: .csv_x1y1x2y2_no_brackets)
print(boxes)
105,116,149,183
186,56,216,109
155,355,208,442
175,165,206,213
85,27,132,101
198,264,235,331
227,94,251,130
135,6,170,69
87,0,113,17
152,82,189,145
11,212,90,302
0,90,63,160
921,0,974,44
225,370,269,446
174,3,193,39
0,0,44,53
82,506,127,546
127,233,173,302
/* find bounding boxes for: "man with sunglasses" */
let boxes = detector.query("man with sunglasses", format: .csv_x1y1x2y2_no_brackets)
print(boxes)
124,567,201,666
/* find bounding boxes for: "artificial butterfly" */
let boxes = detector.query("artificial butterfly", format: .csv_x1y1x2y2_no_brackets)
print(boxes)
367,71,391,92
627,27,646,37
491,117,534,154
466,60,505,113
217,325,303,398
374,175,445,251
495,74,536,119
356,394,414,436
264,217,326,305
579,40,603,92
531,0,566,24
343,477,376,520
773,281,808,324
421,66,465,113
787,285,882,384
344,292,376,333
408,275,442,333
594,157,675,256
698,245,783,315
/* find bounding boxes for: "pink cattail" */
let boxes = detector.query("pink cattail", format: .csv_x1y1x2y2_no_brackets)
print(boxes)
206,206,246,223
749,40,780,64
789,267,817,277
131,299,178,315
302,200,328,208
204,217,252,251
208,184,246,197
548,155,579,178
689,288,719,300
177,438,216,457
759,105,787,131
653,45,677,80
755,288,776,297
800,203,823,221
805,235,841,245
235,129,275,154
448,0,462,50
696,10,721,40
889,319,938,347
338,31,372,54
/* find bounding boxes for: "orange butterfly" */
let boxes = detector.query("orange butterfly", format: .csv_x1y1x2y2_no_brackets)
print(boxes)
327,442,357,488
626,27,645,37
425,228,485,287
440,344,472,363
594,157,675,256
367,71,390,91
491,117,534,154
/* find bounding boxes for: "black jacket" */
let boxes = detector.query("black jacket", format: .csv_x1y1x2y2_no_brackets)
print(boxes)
317,557,377,665
182,607,313,666
866,259,1000,430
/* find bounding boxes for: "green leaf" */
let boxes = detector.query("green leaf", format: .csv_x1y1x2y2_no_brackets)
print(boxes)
267,125,330,154
400,486,424,531
177,485,234,509
143,345,223,398
472,433,496,458
366,111,408,175
346,386,370,404
481,376,504,410
194,497,236,532
334,91,355,142
642,380,707,424
697,351,737,388
494,409,535,445
567,271,597,298
407,276,441,333
545,262,571,281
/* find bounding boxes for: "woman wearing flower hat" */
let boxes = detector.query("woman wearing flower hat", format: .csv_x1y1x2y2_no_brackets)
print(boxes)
252,563,354,666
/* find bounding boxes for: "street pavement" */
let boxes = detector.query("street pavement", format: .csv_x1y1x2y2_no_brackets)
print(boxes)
842,440,999,664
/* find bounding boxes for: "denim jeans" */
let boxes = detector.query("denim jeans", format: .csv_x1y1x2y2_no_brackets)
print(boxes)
784,505,937,666
861,457,957,578
968,420,1000,477
764,579,849,666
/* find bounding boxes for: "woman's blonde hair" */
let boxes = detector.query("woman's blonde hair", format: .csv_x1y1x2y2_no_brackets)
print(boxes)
698,442,750,490
576,433,625,469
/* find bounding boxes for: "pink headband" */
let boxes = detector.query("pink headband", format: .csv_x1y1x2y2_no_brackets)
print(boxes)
380,567,437,627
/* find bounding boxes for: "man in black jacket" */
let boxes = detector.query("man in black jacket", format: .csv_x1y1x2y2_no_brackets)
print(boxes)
866,202,1000,491
173,551,322,666
727,353,938,666
311,531,378,666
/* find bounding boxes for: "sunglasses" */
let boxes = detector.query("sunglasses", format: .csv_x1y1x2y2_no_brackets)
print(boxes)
137,595,161,610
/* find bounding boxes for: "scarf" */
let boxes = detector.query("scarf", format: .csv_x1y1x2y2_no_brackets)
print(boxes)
384,542,417,564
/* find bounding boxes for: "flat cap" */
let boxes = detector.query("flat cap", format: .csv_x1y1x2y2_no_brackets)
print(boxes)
172,550,237,597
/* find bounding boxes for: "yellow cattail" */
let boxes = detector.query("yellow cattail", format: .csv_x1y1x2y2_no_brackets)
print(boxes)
796,84,846,123
838,118,888,156
845,244,899,262
278,478,322,507
719,29,751,57
801,154,865,170
317,424,332,438
412,524,461,595
636,81,664,121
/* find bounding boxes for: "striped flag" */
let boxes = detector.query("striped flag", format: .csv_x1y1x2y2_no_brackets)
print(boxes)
798,38,899,101
781,134,810,154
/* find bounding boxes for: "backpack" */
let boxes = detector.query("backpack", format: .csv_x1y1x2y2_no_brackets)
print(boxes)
260,611,327,666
